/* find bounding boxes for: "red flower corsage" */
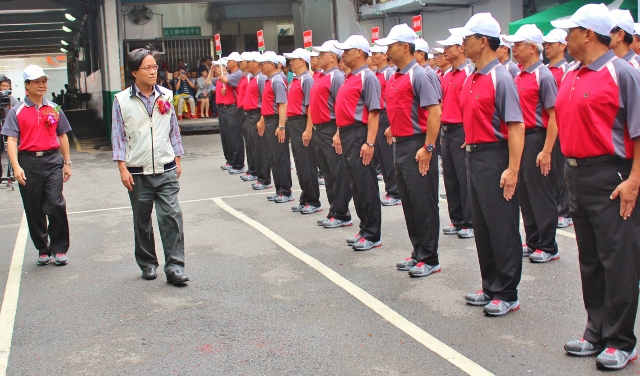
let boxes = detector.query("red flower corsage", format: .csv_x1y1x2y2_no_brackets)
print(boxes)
42,105,61,129
157,99,172,115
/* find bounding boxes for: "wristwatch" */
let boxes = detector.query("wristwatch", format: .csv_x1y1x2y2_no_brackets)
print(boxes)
424,144,436,152
365,142,375,147
278,126,285,130
65,160,72,167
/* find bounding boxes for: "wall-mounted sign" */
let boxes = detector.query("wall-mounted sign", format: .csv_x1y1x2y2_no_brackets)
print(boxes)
163,27,201,38
214,33,221,56
412,15,422,36
257,30,265,52
303,30,313,50
371,27,379,43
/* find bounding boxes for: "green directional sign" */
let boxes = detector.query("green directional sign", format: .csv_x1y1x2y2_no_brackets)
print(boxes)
163,27,202,38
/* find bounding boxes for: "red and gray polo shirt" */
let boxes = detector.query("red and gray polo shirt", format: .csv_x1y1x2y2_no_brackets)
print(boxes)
236,73,251,109
622,49,640,70
215,78,225,105
422,64,443,101
556,50,640,159
548,59,569,87
503,60,521,78
261,73,288,117
243,73,267,111
386,60,441,137
375,65,394,110
309,67,344,125
335,65,381,127
514,61,557,130
313,70,323,82
220,69,243,105
441,60,472,125
286,71,314,117
460,58,523,144
1,97,72,152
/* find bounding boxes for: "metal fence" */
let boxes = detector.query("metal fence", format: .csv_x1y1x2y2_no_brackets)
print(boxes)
163,38,213,72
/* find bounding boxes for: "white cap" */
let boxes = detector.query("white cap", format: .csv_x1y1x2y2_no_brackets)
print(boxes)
550,3,614,37
431,47,444,54
255,51,279,64
436,35,463,46
369,45,388,54
312,40,344,56
309,50,319,57
502,24,544,44
214,58,228,66
283,48,311,63
500,36,512,48
609,9,635,35
23,65,50,81
428,53,434,59
635,23,640,35
415,38,430,53
450,12,501,39
226,52,244,62
543,29,568,44
334,35,370,54
375,23,417,46
276,55,286,66
240,52,253,61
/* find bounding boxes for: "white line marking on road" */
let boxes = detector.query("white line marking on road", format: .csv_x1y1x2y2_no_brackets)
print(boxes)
0,213,27,376
212,197,494,376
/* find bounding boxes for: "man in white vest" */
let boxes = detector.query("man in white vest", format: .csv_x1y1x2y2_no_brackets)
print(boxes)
111,47,188,286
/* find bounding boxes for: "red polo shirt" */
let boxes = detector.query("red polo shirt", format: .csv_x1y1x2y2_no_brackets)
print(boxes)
375,66,393,110
386,60,440,137
1,98,72,152
261,73,288,117
243,73,266,111
286,71,313,117
460,59,523,144
215,79,225,105
622,49,640,70
236,74,250,109
220,69,242,105
555,50,640,159
313,70,323,82
548,59,569,87
441,61,472,125
335,65,381,127
309,67,344,124
514,61,557,129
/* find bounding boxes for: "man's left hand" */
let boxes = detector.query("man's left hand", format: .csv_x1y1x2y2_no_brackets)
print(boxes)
500,168,518,201
611,179,639,220
360,144,374,165
62,164,72,182
415,148,431,176
276,128,286,143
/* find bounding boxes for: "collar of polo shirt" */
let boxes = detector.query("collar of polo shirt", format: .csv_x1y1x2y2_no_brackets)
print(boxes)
476,58,502,75
522,60,544,73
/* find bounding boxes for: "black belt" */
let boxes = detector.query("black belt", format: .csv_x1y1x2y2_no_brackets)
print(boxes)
465,141,507,153
287,115,307,121
338,122,366,133
19,148,59,156
222,104,236,107
565,155,623,167
244,109,260,114
525,127,546,135
395,133,425,144
313,120,336,131
127,160,176,174
442,123,462,132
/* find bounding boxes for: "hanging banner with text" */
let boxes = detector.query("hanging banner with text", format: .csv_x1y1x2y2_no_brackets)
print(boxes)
303,30,313,50
371,27,379,44
257,30,265,52
163,27,201,38
412,15,423,37
214,33,221,57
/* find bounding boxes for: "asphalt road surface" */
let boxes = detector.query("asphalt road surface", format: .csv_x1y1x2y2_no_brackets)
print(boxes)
0,132,638,376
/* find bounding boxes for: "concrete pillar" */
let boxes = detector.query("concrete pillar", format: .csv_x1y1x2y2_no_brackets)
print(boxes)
262,20,279,53
103,0,123,92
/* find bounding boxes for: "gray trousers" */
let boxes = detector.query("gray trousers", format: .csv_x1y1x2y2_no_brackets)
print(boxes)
128,169,185,273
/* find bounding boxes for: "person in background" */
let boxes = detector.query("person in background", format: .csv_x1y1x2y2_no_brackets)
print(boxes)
0,75,19,107
609,9,640,68
172,68,196,120
1,65,73,267
196,68,213,118
111,47,188,286
632,24,640,55
497,38,521,78
338,57,351,75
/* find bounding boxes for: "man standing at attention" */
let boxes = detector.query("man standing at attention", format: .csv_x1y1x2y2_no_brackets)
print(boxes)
450,13,525,316
111,47,188,286
375,24,443,277
1,65,72,266
333,35,382,251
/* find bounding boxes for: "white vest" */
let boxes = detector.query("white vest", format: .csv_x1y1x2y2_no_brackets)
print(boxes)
115,86,175,175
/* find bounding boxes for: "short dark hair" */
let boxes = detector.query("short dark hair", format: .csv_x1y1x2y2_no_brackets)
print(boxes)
128,47,158,78
415,49,427,60
407,43,416,54
485,35,501,51
578,27,612,47
0,75,10,85
612,26,634,45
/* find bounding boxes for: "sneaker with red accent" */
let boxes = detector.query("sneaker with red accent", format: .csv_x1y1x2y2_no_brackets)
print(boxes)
564,338,604,356
408,262,441,277
522,244,534,257
483,299,520,316
380,196,401,206
596,348,637,369
54,253,68,266
323,218,353,228
346,233,362,245
396,257,417,271
465,290,491,306
529,250,560,263
37,255,50,266
352,237,382,251
558,217,573,228
443,224,462,235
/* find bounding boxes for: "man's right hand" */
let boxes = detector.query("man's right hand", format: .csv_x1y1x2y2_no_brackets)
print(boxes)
257,120,265,137
13,165,26,185
120,168,135,191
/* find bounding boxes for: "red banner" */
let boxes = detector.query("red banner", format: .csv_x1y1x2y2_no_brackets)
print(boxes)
303,30,313,49
214,33,221,55
412,15,422,36
371,27,379,43
257,30,265,51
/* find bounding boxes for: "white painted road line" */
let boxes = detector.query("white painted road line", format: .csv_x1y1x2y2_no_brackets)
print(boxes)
213,197,494,376
0,213,27,376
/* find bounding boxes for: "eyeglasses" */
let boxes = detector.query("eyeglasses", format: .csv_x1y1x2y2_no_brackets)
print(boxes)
463,34,484,43
139,65,159,71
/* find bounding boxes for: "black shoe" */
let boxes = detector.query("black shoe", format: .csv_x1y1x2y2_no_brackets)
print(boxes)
166,270,189,286
141,267,157,280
